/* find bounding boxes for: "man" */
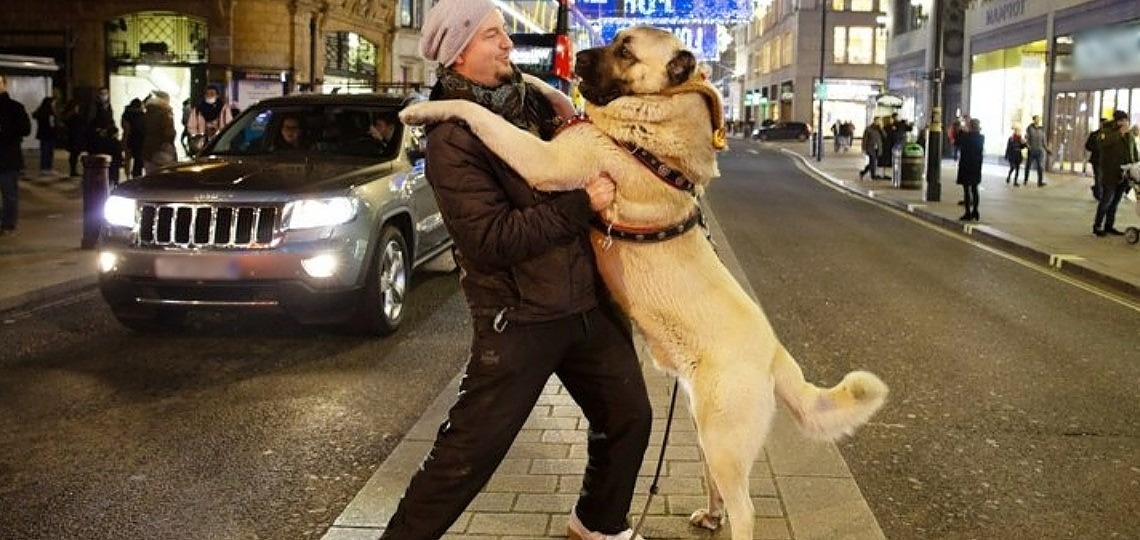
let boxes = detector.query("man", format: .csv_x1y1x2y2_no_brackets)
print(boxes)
1093,110,1137,237
379,1,652,539
140,90,177,174
271,115,307,151
368,114,396,151
1024,114,1049,186
187,84,233,154
0,74,31,234
859,117,884,180
1085,117,1111,200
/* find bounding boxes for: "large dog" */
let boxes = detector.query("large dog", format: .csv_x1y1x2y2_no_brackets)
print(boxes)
401,26,888,540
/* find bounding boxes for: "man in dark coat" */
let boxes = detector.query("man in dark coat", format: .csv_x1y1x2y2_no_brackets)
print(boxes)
0,74,32,234
1093,110,1138,236
956,118,984,221
379,1,651,539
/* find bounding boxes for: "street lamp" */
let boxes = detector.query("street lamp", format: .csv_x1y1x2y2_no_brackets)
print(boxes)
816,0,827,162
924,0,943,202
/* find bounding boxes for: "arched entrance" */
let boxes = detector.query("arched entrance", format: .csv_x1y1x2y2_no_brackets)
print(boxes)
105,11,209,159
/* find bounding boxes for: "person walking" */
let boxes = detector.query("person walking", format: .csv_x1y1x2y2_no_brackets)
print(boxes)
141,91,177,174
956,118,984,221
0,74,31,235
186,84,232,155
859,118,884,180
62,100,86,177
121,98,146,178
1093,110,1138,237
1024,115,1049,186
32,96,60,176
1003,126,1026,185
379,1,652,539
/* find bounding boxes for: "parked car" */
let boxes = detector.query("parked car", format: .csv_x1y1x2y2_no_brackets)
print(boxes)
97,93,452,335
751,121,812,141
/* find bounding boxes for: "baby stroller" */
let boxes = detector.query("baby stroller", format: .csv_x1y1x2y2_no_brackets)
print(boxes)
1125,163,1140,245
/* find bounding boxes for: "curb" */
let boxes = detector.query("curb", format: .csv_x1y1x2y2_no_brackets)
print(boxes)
782,149,1140,301
0,275,98,318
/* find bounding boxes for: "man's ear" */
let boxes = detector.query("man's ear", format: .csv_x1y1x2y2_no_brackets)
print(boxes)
667,50,696,86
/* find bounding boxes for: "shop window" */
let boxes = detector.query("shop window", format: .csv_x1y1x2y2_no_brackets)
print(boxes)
106,12,208,63
846,27,874,64
850,0,874,12
831,0,845,11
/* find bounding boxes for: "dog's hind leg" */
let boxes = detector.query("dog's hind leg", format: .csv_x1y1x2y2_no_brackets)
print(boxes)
687,374,772,540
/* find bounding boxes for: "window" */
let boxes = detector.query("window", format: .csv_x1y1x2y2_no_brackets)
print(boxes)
850,0,874,11
831,0,844,10
846,27,874,64
875,27,887,64
834,27,847,63
398,0,420,28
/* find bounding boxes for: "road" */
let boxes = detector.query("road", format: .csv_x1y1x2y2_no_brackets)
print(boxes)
0,142,1137,540
711,142,1139,539
0,261,468,540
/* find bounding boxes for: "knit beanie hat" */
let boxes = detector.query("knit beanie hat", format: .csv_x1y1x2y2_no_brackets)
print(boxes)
419,0,497,67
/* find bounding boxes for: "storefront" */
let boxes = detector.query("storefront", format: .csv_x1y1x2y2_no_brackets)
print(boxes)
815,78,884,138
1049,9,1140,174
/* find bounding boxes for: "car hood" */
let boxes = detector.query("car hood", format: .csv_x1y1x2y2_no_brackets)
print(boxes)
115,156,396,196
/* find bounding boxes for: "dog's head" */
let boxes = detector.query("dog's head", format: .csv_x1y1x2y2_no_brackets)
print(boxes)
574,26,696,106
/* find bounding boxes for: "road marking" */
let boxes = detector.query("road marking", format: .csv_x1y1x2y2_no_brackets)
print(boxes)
962,224,978,234
907,204,926,212
1049,253,1084,268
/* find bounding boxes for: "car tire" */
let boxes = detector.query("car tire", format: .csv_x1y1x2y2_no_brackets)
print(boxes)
110,305,187,332
349,224,409,336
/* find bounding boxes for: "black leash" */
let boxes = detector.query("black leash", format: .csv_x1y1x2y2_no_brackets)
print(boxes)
631,377,680,538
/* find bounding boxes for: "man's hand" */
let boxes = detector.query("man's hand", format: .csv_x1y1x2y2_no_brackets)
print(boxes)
584,173,616,212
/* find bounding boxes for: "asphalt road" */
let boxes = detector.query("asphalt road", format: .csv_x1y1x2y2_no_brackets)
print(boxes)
0,258,469,540
711,142,1140,539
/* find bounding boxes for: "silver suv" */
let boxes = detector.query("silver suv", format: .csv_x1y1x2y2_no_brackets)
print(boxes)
98,93,452,335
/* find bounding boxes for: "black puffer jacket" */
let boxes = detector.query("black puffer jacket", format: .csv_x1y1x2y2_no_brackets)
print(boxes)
0,92,30,173
423,119,601,324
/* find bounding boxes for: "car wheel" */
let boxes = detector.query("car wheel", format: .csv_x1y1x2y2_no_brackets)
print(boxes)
110,305,187,332
350,225,409,336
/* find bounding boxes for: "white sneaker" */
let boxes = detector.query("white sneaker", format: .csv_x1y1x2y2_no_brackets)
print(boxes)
567,508,645,540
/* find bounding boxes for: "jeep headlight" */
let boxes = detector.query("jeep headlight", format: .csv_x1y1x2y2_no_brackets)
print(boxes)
104,195,137,228
282,197,359,230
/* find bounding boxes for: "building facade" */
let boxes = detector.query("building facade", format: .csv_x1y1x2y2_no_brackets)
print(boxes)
735,0,888,137
887,0,1140,170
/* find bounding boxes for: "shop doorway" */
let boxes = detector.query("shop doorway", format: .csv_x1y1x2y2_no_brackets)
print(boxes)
109,66,193,160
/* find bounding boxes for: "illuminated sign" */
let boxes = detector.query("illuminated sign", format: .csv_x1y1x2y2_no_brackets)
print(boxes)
576,0,752,21
594,20,719,60
511,45,555,73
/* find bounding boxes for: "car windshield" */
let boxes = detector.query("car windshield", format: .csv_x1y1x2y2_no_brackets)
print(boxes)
206,104,403,159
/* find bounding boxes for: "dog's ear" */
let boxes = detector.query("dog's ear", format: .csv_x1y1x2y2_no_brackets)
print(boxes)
667,50,697,86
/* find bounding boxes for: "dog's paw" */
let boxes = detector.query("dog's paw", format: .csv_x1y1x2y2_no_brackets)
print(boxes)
398,103,436,126
689,509,722,531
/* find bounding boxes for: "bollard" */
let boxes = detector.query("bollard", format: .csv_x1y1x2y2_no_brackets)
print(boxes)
81,154,112,249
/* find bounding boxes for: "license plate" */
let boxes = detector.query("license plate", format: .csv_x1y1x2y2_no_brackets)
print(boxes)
154,257,241,280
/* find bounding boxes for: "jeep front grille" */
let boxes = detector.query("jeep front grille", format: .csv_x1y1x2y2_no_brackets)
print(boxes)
138,203,280,248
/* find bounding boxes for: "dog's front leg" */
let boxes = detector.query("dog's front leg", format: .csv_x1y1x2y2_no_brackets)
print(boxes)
402,100,602,192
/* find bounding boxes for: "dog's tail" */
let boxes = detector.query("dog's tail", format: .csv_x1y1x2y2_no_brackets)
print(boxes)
771,346,888,441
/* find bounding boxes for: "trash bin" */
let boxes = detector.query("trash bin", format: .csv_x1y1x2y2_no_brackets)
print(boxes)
899,143,925,190
81,154,112,249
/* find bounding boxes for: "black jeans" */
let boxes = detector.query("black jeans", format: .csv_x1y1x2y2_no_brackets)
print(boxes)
1094,181,1127,231
961,183,979,214
1024,149,1045,184
381,305,652,540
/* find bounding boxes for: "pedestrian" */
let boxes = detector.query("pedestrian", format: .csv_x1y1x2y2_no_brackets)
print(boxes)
957,117,984,221
1024,114,1049,186
89,125,124,188
1085,118,1110,200
63,100,86,177
0,74,31,235
32,96,60,175
840,120,854,152
1004,126,1026,185
1092,110,1137,237
121,97,146,178
859,117,884,180
86,86,114,147
948,116,960,161
141,90,177,174
379,1,652,538
831,120,840,153
186,84,233,155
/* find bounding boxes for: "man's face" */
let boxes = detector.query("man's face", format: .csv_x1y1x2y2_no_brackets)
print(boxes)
205,88,218,102
453,10,513,87
1118,117,1130,132
1032,115,1040,125
282,119,301,144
